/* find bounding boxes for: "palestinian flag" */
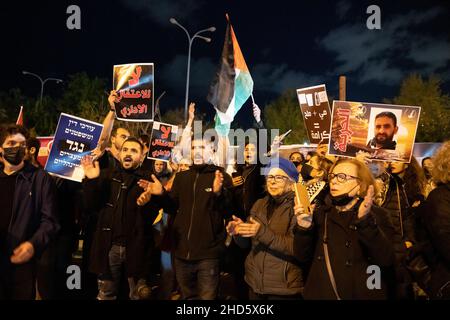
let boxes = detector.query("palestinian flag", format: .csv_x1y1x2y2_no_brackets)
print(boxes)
207,14,253,136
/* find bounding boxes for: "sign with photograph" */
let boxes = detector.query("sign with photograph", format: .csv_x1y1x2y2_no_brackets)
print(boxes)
328,101,421,163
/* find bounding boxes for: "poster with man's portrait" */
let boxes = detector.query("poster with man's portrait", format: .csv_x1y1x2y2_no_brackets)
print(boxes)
328,101,421,163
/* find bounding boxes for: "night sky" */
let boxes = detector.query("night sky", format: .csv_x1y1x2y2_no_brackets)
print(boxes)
1,0,449,126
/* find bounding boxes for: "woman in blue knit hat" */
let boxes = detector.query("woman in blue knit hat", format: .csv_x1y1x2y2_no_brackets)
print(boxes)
226,157,305,300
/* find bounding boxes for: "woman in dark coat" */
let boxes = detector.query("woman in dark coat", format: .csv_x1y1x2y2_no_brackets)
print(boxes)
417,141,450,299
294,158,396,300
227,157,304,300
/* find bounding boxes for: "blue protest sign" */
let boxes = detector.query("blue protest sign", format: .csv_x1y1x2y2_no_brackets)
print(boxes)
45,113,103,182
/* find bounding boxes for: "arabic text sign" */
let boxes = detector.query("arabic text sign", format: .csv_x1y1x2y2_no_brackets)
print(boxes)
113,63,154,122
45,113,103,182
148,121,179,162
297,84,331,144
328,101,421,163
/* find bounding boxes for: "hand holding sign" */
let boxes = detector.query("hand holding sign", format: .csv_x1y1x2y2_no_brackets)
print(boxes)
294,198,316,229
188,102,196,121
108,90,119,110
81,155,100,179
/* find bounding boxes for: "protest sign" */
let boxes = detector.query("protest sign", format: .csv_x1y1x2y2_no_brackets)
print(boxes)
147,121,179,162
36,136,54,168
296,84,331,144
45,113,103,182
113,63,154,121
328,101,421,163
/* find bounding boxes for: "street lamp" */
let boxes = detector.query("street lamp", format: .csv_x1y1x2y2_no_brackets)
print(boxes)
22,71,63,105
170,18,215,121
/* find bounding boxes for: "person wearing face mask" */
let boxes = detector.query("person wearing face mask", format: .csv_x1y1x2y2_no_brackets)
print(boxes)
378,157,426,299
293,158,396,300
227,157,305,300
299,153,331,211
81,137,161,300
289,151,305,172
0,124,59,300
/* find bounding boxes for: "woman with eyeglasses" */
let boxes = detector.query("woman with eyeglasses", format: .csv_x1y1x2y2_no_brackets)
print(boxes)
293,158,396,300
226,157,305,300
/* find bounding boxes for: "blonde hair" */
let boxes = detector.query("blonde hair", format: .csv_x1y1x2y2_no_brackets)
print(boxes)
329,158,378,198
431,141,450,184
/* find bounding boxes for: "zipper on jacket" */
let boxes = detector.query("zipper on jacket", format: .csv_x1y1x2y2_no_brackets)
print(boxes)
186,172,199,260
243,165,256,215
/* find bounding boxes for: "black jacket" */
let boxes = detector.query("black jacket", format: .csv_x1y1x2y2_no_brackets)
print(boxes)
236,192,304,296
231,164,266,219
160,164,233,260
294,202,396,300
83,166,159,277
418,183,450,299
4,162,60,258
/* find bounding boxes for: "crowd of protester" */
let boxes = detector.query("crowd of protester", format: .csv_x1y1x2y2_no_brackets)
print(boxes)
0,90,449,300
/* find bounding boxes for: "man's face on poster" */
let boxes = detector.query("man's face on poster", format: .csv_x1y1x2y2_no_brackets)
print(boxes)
374,116,398,146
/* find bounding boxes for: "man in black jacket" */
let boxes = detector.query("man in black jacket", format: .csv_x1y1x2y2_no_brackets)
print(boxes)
81,137,159,300
0,124,59,300
146,138,233,300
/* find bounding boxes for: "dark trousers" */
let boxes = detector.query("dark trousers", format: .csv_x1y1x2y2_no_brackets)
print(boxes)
0,257,36,300
249,290,302,300
174,257,219,300
96,245,139,300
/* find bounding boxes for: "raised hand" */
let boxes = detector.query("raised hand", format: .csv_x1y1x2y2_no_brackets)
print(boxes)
213,170,224,194
108,90,119,110
252,103,261,123
188,102,196,121
81,155,100,179
358,185,374,219
90,146,104,160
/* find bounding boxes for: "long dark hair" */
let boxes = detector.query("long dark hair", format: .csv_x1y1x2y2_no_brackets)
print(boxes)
403,156,426,203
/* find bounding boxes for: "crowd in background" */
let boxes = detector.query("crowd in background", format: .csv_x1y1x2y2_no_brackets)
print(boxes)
0,90,449,300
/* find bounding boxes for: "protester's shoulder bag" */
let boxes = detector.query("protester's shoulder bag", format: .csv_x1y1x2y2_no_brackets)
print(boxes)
323,212,342,300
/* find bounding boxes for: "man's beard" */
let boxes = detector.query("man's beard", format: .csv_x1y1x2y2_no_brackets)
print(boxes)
375,133,394,145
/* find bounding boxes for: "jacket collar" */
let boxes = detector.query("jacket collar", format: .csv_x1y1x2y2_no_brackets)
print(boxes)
10,161,36,182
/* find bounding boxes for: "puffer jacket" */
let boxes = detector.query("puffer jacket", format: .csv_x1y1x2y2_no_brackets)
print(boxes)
236,191,304,296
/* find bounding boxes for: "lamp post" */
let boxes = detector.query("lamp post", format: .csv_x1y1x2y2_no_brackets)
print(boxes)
22,71,63,105
170,18,215,121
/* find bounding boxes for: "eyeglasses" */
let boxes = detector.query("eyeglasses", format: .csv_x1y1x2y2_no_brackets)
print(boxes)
266,175,289,183
329,173,360,183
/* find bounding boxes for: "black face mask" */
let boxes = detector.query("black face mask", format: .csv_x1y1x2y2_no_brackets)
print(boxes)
329,184,360,206
2,146,26,166
300,164,314,181
292,161,301,168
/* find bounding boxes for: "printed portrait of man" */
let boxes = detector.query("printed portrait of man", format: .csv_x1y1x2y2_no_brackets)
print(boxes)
367,111,398,150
